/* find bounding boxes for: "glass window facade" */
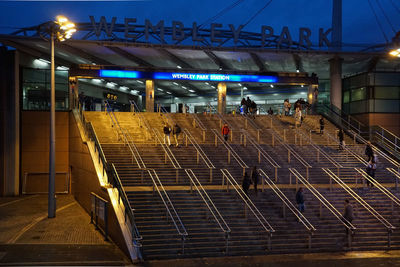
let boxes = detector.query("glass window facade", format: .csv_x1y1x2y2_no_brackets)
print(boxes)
22,68,69,111
343,72,400,114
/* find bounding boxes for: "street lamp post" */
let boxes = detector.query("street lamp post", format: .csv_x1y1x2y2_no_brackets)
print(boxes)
47,16,76,218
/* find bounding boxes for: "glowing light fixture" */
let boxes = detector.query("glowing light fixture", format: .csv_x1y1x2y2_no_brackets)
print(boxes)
389,48,400,57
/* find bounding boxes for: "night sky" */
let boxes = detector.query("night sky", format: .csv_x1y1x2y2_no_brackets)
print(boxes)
0,0,399,46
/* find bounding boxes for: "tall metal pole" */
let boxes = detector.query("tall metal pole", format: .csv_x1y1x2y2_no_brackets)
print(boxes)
49,31,56,218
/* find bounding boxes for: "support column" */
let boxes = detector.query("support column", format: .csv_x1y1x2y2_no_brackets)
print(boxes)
217,82,227,114
145,80,155,112
329,56,343,110
68,76,78,110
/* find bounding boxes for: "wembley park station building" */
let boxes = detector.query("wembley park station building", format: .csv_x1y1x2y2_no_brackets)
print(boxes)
1,0,400,264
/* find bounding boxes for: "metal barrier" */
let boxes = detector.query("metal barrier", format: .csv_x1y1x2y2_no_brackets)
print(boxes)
220,168,275,250
323,168,395,247
355,168,400,210
289,168,356,247
90,192,109,241
185,169,231,253
211,129,248,175
22,172,69,194
240,130,281,182
147,169,188,254
183,129,216,182
74,102,143,260
372,126,400,160
191,113,207,142
258,169,315,248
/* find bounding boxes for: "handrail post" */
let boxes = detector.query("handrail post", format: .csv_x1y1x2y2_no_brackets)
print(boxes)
295,133,297,145
272,135,275,147
262,177,265,192
329,176,332,191
219,119,222,128
337,167,340,179
317,150,320,162
230,130,233,142
214,134,217,147
290,172,292,185
257,129,260,143
275,167,278,183
190,178,193,193
306,167,309,180
283,129,286,142
258,150,261,163
228,150,231,164
353,134,356,144
270,117,272,128
185,134,188,147
245,118,248,129
196,151,199,164
244,135,247,147
202,130,206,142
309,130,312,144
164,151,167,164
288,150,291,163
176,169,179,183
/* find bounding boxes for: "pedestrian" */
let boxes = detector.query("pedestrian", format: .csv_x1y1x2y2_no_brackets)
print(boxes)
338,129,344,150
251,166,259,196
268,107,274,115
246,97,252,114
283,99,289,116
296,187,305,213
250,101,257,118
295,107,302,127
222,123,230,142
365,141,374,162
343,199,354,238
366,159,377,187
242,172,251,196
319,116,324,134
172,123,181,147
163,122,172,146
241,98,247,114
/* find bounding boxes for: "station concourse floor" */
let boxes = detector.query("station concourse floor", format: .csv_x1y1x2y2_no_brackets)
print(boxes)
0,194,130,266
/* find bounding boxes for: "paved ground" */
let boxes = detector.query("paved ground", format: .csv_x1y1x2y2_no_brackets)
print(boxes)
0,194,131,266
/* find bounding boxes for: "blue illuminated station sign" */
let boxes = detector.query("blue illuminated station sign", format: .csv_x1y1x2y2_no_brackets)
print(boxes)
99,70,278,83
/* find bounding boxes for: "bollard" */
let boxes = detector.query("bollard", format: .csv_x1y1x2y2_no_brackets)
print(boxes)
275,168,278,182
210,168,213,183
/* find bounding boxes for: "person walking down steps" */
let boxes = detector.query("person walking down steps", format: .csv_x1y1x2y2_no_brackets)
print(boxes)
172,123,181,147
251,166,259,196
163,122,172,146
222,123,230,142
296,187,305,214
242,172,251,196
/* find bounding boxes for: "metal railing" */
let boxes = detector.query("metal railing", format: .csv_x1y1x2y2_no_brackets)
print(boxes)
109,164,143,257
147,169,188,254
258,169,315,248
240,130,281,181
371,126,400,161
207,103,234,141
355,168,400,208
129,100,153,141
293,127,344,171
323,168,395,247
220,169,275,250
74,101,143,259
183,129,216,182
267,127,312,179
241,113,262,143
387,168,400,190
185,169,231,253
289,168,357,247
152,128,182,182
211,129,248,174
191,113,207,142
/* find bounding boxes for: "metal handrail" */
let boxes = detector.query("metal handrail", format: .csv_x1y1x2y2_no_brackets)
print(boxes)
267,128,311,167
220,169,274,249
387,168,400,189
183,129,215,169
185,169,231,253
211,129,248,171
323,168,395,247
294,127,343,169
207,103,233,129
192,113,206,131
104,103,143,169
110,164,143,246
355,168,400,207
258,169,316,236
289,168,356,231
352,132,400,169
372,127,400,160
147,169,188,253
129,99,153,139
325,131,367,165
152,128,182,170
74,101,143,258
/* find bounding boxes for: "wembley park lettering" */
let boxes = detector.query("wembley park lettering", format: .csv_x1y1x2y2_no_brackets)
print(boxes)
89,16,332,48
